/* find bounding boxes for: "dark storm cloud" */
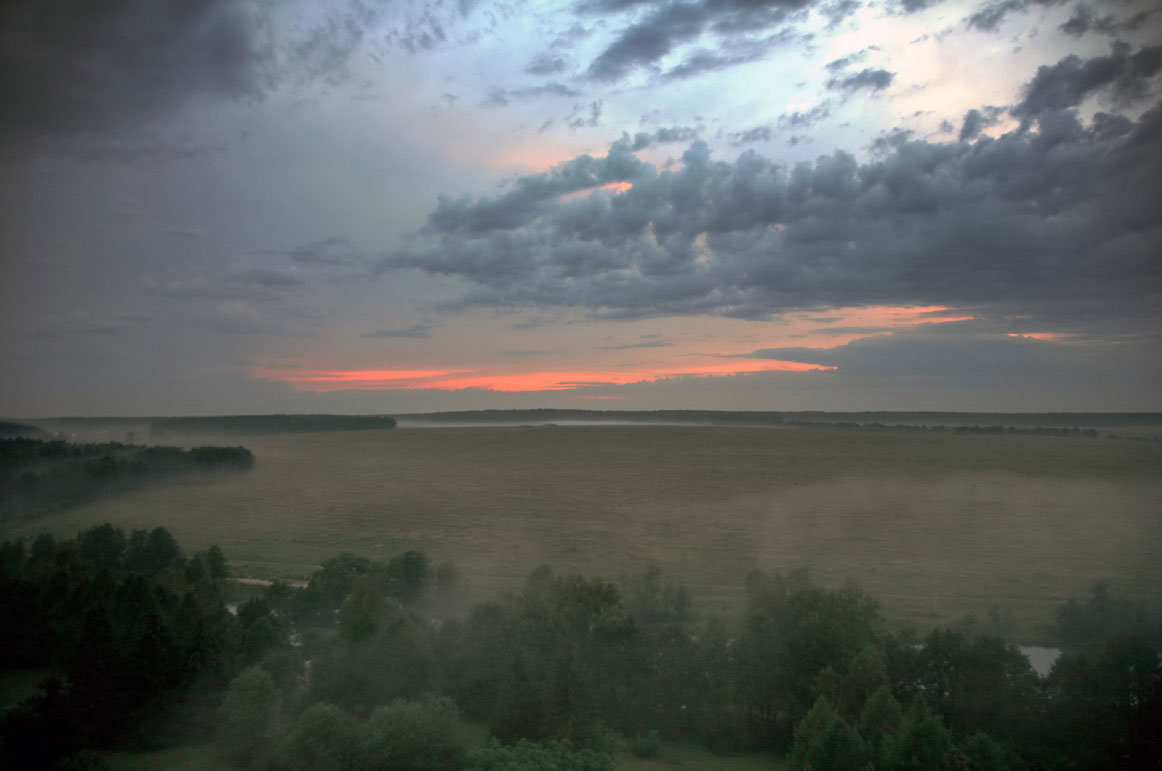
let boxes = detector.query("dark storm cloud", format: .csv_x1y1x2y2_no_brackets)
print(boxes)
826,68,895,93
379,56,1162,330
964,0,1147,34
0,0,478,149
0,0,265,143
1012,43,1162,122
967,0,1022,31
966,0,1067,32
1059,4,1157,37
418,139,652,236
957,106,1004,141
583,0,823,82
587,3,707,81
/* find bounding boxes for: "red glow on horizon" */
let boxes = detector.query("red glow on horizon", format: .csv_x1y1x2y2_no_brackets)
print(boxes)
276,368,471,383
259,359,833,394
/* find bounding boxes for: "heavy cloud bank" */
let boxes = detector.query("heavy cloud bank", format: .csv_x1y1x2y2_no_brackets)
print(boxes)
382,45,1162,333
0,0,469,149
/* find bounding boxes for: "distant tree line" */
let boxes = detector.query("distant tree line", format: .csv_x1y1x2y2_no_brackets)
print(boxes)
0,422,49,439
399,409,1162,429
0,439,254,521
148,415,396,438
783,421,1101,437
2,527,1159,770
399,409,787,426
781,411,1162,428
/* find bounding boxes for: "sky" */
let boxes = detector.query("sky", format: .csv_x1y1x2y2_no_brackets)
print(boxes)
1,0,1160,416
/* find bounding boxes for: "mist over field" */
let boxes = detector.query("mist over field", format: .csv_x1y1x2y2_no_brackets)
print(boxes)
6,423,1159,633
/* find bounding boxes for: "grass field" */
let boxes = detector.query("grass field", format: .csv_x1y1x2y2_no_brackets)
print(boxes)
3,426,1159,637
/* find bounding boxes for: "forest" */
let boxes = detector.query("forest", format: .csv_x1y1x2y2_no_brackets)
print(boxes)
0,439,254,522
396,409,1162,430
0,525,1158,770
147,415,398,438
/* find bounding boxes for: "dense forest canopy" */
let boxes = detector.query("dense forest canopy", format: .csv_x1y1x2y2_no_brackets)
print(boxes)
1,525,1158,770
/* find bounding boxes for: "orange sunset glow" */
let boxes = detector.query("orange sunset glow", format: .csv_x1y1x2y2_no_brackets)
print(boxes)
258,358,833,393
1007,332,1064,341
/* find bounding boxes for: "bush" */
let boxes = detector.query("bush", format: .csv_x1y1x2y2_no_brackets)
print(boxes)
269,703,358,771
219,668,280,767
467,740,615,771
629,729,662,759
360,696,467,771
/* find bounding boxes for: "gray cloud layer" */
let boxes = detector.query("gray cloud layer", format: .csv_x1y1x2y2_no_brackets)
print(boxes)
1013,42,1162,123
827,68,895,93
583,0,819,82
1060,4,1157,38
0,0,475,150
381,48,1162,332
0,0,264,143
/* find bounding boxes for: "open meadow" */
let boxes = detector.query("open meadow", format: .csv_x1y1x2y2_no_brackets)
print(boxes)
4,425,1160,637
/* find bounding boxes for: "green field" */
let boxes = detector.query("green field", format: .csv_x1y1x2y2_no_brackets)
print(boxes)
4,426,1159,636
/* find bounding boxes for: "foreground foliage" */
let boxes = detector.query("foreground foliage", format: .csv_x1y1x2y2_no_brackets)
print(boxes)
1,525,1159,770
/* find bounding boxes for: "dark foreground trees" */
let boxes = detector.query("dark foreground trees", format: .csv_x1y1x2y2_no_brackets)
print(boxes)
2,526,1159,770
0,526,237,768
